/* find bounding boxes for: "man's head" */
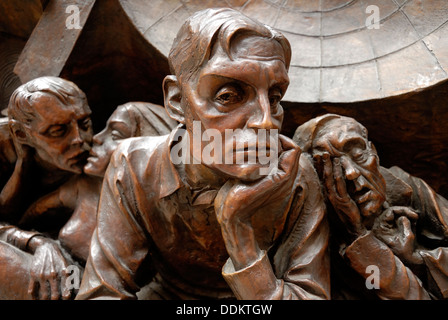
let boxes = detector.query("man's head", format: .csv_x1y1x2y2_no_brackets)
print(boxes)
8,76,93,174
294,114,387,218
164,8,292,181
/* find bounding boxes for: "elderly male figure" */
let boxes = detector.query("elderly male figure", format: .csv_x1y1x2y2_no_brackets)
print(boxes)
0,76,93,299
294,114,448,299
77,8,330,300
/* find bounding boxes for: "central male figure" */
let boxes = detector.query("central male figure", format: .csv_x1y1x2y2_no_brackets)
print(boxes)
77,8,330,300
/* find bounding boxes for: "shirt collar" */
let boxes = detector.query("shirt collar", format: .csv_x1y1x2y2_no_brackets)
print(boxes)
158,124,185,199
157,124,219,206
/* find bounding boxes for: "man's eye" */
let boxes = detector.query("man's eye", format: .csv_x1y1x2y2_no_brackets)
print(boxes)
351,148,367,162
46,125,67,137
215,85,243,105
269,88,283,106
79,118,91,130
269,94,282,109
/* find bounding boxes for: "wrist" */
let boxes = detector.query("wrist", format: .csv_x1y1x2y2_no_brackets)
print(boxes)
221,221,261,271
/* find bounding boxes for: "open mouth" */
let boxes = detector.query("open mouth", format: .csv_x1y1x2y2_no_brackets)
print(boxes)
346,179,371,204
354,189,373,204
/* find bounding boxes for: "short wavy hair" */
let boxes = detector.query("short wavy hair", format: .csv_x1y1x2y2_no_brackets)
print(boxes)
168,8,292,84
8,76,87,126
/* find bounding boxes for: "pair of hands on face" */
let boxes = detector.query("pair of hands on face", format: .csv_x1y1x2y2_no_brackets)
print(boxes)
214,137,300,270
317,153,421,265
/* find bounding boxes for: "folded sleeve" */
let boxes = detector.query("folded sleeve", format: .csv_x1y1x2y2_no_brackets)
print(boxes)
345,231,431,300
420,247,448,299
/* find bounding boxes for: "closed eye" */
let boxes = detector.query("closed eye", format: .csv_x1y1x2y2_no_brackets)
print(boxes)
45,124,67,138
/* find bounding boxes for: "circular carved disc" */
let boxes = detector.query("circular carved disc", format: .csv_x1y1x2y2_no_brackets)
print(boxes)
119,0,448,103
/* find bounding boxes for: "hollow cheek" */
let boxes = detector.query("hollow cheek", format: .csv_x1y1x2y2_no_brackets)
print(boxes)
37,141,65,165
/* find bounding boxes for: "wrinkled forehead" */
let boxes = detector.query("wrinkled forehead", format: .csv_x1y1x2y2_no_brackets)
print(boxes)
313,118,368,153
31,93,90,123
229,34,287,64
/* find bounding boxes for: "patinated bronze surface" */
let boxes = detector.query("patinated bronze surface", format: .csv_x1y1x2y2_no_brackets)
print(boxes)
0,2,447,301
0,76,92,299
76,8,330,300
294,114,448,299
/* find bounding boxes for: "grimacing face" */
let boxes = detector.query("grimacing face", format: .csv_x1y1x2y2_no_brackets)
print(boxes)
84,105,132,177
23,93,93,174
314,118,387,218
180,35,289,181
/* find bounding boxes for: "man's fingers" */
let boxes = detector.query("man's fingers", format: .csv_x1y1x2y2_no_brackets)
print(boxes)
27,279,38,300
397,216,414,239
39,279,50,300
322,153,337,196
393,207,419,221
383,208,395,223
333,158,349,200
50,278,60,300
61,268,72,300
278,145,300,174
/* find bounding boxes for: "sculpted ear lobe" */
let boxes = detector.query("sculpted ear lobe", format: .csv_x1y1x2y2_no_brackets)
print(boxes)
163,75,185,124
9,119,28,144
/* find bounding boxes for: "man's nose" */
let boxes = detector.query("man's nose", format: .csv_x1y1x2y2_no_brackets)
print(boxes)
342,158,361,181
70,124,83,145
247,92,276,130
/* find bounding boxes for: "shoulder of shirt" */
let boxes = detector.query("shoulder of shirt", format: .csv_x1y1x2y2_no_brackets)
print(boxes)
113,135,168,160
108,135,170,175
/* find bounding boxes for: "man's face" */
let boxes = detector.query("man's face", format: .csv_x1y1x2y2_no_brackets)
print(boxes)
314,119,387,217
180,35,289,181
85,105,132,177
24,93,93,174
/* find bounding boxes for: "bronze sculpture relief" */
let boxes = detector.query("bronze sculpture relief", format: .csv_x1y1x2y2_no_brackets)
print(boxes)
0,77,176,299
77,8,330,300
0,76,92,299
294,114,448,299
0,5,446,301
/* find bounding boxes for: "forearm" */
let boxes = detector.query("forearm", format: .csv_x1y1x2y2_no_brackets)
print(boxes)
345,231,431,300
220,221,261,270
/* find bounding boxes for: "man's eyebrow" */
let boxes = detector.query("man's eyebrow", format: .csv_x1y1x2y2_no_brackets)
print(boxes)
39,122,69,135
341,136,367,151
199,73,289,88
75,110,92,119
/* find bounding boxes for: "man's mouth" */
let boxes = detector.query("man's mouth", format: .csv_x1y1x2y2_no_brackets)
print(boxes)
69,150,90,164
353,189,373,204
346,180,372,204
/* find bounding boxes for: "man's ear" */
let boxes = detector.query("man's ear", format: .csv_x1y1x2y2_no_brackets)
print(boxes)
163,75,185,124
9,119,29,145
